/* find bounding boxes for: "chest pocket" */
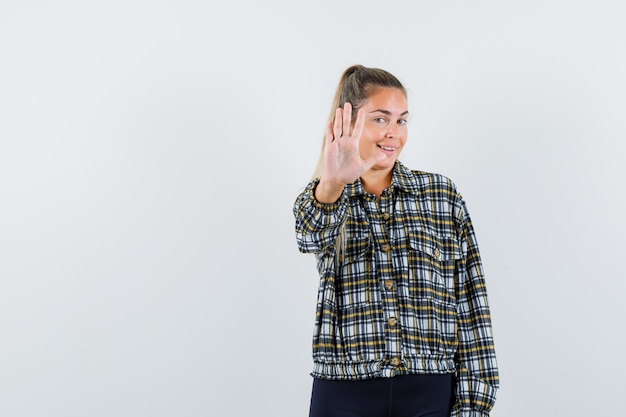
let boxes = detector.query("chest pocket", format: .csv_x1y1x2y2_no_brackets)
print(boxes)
407,230,462,305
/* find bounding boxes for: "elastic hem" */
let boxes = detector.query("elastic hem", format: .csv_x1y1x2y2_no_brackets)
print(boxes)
311,357,456,380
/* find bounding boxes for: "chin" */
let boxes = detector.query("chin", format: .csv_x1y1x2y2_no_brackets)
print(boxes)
374,158,397,171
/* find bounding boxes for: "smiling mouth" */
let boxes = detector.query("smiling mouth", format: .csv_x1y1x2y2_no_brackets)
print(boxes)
377,145,396,151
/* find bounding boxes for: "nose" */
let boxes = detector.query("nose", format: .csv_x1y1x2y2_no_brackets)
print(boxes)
386,123,399,138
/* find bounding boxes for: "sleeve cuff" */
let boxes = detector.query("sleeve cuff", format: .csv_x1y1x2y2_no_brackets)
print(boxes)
450,406,490,417
308,178,346,212
453,367,499,417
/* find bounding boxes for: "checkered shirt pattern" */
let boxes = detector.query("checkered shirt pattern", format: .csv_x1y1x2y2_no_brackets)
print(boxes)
293,161,499,417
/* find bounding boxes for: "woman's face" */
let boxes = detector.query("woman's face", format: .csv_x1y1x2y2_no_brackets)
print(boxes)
357,87,408,173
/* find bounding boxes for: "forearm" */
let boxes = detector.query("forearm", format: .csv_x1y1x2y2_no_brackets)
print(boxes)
453,267,499,415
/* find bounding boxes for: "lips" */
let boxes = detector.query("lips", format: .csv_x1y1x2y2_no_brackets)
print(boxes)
377,145,396,151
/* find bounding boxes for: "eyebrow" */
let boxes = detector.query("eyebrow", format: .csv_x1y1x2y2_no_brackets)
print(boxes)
369,109,410,116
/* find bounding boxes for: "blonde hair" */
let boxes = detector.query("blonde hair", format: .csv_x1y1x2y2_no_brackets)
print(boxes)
312,65,407,179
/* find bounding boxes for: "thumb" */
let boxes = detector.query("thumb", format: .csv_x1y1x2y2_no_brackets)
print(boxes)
362,153,388,171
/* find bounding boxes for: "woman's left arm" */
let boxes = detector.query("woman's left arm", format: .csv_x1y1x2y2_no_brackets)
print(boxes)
451,193,500,417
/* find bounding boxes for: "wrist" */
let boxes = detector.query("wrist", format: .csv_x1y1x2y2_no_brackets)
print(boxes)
315,178,345,204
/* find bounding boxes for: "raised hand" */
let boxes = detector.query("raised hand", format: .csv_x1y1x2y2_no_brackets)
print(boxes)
315,102,387,203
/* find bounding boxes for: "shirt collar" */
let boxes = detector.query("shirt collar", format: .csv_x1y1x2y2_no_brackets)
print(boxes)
343,160,421,197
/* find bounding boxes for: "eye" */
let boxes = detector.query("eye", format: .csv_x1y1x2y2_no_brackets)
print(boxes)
373,117,389,127
397,118,408,125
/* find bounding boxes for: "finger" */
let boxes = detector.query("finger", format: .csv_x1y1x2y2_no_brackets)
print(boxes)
333,107,343,139
351,108,365,141
325,120,334,145
342,102,352,137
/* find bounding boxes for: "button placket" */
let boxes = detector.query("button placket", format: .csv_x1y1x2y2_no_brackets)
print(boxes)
364,190,402,375
381,194,403,372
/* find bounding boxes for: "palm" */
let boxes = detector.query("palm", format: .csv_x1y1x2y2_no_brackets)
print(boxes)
322,103,383,185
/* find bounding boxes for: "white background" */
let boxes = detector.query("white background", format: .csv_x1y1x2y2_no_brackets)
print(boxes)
1,1,625,416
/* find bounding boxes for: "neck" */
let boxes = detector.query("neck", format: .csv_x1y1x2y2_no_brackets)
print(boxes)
360,167,393,199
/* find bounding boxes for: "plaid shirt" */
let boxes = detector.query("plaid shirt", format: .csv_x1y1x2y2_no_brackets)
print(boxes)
294,161,499,417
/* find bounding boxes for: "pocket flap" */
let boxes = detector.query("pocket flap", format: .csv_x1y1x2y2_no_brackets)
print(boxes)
408,231,462,261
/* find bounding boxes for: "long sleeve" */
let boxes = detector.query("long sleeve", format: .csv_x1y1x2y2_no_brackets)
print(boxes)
293,179,349,254
451,194,499,417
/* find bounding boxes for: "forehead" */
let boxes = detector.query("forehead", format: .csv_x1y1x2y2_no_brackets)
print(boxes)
362,87,408,112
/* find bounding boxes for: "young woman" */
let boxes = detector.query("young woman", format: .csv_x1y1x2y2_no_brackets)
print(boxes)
293,65,499,417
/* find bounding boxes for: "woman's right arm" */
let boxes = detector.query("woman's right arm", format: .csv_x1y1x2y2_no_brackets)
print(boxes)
295,102,384,253
293,179,348,254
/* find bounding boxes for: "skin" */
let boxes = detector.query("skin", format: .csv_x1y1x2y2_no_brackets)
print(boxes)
315,87,409,203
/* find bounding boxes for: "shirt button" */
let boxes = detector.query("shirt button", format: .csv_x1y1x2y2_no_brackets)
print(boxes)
382,212,391,221
381,243,391,252
434,248,441,259
390,357,401,366
387,317,398,327
384,280,394,290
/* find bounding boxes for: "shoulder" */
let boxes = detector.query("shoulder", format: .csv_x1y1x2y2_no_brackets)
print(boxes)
394,161,460,197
